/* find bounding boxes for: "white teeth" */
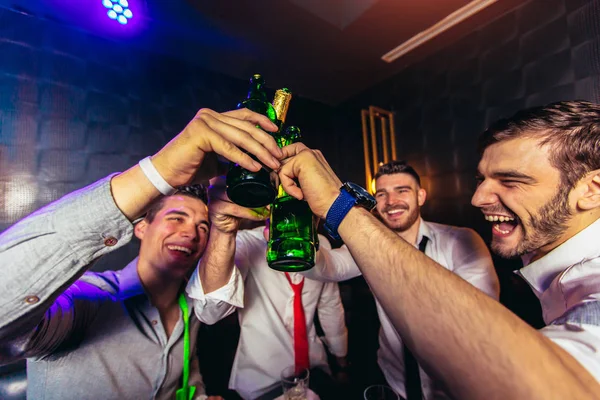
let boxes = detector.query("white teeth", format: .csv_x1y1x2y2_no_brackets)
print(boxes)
167,245,192,254
387,209,405,215
493,225,511,235
484,215,515,222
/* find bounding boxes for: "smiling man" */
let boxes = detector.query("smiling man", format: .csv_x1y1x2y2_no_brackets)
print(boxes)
304,160,499,400
278,100,600,400
473,100,600,328
0,107,282,400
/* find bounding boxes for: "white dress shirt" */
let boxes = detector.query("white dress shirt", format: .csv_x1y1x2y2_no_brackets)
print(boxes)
517,217,600,383
229,227,348,400
304,218,499,400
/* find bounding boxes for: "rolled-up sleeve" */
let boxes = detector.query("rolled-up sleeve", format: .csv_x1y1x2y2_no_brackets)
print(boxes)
303,237,361,283
186,266,244,325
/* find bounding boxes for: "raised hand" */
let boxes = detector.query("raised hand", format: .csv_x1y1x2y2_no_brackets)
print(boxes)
207,176,269,234
152,108,283,188
277,143,342,219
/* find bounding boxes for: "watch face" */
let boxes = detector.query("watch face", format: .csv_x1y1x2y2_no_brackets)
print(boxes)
343,182,376,211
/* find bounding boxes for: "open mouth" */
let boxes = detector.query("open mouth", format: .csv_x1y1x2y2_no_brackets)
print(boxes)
167,245,194,257
385,208,408,218
484,214,519,236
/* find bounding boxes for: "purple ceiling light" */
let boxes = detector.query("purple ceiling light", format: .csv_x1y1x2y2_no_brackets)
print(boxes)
103,0,133,24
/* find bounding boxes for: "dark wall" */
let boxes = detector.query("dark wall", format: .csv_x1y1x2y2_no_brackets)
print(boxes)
341,0,600,234
0,6,336,268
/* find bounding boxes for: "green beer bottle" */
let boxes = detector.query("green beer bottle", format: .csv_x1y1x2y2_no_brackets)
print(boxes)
266,89,318,272
225,74,278,208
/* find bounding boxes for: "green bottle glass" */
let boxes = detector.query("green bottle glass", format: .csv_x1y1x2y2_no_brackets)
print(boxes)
225,74,278,208
266,89,318,272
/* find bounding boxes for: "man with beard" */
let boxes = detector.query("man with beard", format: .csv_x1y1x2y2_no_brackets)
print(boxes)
276,100,600,399
303,160,500,400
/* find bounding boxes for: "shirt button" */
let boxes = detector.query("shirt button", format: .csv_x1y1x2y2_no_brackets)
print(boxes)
104,237,118,246
25,295,39,304
152,320,158,325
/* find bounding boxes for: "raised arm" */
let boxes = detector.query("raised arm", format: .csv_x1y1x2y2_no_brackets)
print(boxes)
448,227,500,300
0,108,282,361
278,144,600,400
187,177,269,324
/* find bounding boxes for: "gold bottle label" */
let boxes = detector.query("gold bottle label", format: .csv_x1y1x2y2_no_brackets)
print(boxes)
272,88,292,123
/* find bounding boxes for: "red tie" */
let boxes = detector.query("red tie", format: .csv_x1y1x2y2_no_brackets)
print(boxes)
284,272,310,374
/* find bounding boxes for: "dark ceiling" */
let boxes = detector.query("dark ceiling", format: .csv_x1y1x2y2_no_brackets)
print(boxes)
0,0,527,105
184,0,527,105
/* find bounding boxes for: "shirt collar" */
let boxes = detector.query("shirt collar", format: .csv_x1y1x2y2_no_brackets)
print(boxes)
517,218,600,322
416,218,432,248
117,257,146,300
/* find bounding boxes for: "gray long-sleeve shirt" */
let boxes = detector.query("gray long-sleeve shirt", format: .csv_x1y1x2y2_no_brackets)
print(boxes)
0,175,242,399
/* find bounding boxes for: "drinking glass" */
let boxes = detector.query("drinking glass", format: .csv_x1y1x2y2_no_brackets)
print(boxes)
363,384,400,400
280,366,309,400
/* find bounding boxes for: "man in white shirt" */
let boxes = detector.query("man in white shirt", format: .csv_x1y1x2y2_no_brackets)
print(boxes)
205,183,348,399
275,100,600,399
304,160,500,400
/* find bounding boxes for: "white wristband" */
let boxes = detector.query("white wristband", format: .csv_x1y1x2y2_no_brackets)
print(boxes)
138,156,176,195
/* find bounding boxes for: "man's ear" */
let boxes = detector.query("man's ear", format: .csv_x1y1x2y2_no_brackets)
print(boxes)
134,219,148,240
418,188,427,207
575,170,600,211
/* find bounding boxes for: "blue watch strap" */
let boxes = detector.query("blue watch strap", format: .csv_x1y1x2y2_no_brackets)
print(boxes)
324,188,356,240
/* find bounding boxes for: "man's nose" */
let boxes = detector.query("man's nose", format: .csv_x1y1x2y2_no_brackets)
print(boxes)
471,180,496,208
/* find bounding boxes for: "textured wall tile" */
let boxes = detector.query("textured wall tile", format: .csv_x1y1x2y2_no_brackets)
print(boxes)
524,50,574,93
525,83,576,107
483,70,524,106
485,98,527,127
86,91,129,124
86,123,129,153
520,17,570,64
568,0,600,46
0,9,43,47
0,75,39,110
39,84,87,118
38,149,87,183
0,41,39,78
575,76,600,102
0,110,38,147
480,39,521,79
40,52,87,87
39,119,87,150
572,38,600,79
41,24,89,59
518,0,566,34
478,12,519,49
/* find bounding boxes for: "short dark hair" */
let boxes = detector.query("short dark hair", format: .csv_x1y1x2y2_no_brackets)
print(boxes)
375,160,421,186
478,100,600,190
145,184,208,223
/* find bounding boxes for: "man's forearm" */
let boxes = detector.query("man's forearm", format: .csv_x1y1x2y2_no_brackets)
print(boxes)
338,207,600,400
199,228,236,294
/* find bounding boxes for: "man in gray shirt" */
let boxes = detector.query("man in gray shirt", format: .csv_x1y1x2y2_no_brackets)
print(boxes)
0,107,284,400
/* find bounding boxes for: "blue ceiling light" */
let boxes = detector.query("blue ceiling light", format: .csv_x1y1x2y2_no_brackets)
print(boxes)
104,0,133,24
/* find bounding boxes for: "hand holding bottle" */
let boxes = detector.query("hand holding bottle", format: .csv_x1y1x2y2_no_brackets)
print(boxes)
152,108,282,188
277,143,343,219
110,107,282,221
207,176,270,235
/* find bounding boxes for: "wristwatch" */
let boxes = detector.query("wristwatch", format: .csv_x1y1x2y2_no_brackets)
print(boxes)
324,182,376,240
